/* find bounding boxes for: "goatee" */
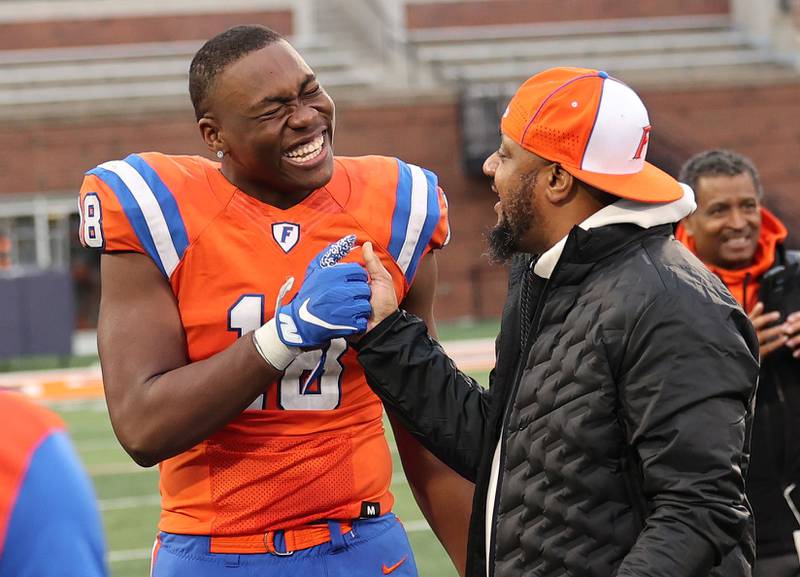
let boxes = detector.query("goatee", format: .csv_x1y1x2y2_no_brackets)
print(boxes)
487,218,516,264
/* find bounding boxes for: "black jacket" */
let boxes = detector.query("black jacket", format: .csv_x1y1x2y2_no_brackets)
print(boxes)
747,247,800,557
357,224,759,577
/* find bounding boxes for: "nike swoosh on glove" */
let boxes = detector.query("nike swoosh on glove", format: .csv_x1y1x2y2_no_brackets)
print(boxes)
275,234,372,348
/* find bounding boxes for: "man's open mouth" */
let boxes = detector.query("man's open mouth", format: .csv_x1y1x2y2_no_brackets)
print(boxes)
284,133,325,164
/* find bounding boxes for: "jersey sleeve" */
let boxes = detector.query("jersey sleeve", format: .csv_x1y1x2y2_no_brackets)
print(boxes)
78,154,191,279
340,156,450,287
385,158,450,284
78,171,144,254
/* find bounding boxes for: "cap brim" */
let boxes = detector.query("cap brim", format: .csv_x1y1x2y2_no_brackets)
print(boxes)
564,161,683,204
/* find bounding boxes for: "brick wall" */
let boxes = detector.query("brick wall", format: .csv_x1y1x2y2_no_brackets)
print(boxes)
3,80,799,321
406,0,729,29
0,10,292,50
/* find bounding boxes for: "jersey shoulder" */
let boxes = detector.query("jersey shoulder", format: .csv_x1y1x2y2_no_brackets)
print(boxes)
0,424,106,576
332,155,450,285
78,152,228,278
0,392,65,553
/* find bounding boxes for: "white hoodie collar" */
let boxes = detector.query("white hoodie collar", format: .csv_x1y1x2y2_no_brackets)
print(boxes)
533,183,696,279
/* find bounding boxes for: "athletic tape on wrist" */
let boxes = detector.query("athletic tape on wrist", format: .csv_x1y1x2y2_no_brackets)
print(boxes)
253,318,300,370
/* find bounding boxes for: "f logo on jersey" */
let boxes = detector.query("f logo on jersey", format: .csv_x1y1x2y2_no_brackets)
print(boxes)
272,222,300,253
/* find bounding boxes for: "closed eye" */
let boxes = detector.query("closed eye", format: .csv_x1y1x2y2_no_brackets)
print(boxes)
304,83,322,97
259,106,283,119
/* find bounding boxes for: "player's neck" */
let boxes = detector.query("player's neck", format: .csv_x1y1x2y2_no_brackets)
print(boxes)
221,167,314,210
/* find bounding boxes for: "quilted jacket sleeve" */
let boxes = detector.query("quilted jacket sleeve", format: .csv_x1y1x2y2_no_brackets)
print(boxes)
355,310,493,482
614,291,759,577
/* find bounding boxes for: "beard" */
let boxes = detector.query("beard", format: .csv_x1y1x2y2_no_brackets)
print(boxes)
486,170,537,264
486,217,516,264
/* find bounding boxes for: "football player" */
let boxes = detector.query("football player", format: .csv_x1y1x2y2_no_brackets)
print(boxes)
78,25,472,577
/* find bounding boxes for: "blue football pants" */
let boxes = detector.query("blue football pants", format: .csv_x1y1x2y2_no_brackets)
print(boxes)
151,513,419,576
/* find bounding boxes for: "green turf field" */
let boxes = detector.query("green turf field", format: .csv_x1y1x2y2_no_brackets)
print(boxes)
52,369,491,577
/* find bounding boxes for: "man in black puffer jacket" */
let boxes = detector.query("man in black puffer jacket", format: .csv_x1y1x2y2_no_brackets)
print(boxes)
352,68,759,577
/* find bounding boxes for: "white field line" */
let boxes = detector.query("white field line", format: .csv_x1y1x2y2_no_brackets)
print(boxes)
88,462,156,476
107,518,433,563
75,438,122,451
109,548,151,563
49,399,107,412
99,494,161,511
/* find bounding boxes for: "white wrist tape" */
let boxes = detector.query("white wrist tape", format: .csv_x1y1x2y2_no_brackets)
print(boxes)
252,318,301,371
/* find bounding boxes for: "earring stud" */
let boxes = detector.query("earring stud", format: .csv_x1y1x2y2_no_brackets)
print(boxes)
216,150,224,159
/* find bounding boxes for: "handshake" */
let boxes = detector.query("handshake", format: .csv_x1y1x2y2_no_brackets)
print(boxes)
252,235,398,370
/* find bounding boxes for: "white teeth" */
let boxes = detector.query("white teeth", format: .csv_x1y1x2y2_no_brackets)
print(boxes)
285,135,324,162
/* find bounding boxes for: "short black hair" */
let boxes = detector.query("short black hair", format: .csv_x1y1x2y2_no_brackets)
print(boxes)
189,25,284,120
679,149,763,200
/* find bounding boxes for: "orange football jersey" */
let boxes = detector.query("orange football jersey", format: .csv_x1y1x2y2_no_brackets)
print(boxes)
78,153,449,536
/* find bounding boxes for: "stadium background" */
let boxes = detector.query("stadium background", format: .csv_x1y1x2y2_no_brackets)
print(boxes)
1,0,799,575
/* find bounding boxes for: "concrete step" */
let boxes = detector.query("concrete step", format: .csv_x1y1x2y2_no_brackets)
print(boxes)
0,36,334,67
438,47,782,83
408,14,732,44
0,67,379,106
417,29,750,65
0,49,358,88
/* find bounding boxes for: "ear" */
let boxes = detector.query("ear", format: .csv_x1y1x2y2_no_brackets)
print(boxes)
544,164,575,204
198,116,224,156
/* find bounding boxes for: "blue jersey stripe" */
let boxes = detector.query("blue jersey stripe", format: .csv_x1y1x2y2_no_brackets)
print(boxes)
86,166,167,277
404,168,441,282
388,159,413,261
124,154,190,259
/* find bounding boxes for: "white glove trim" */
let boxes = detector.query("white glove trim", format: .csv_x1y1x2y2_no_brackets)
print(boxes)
253,318,300,371
252,276,301,370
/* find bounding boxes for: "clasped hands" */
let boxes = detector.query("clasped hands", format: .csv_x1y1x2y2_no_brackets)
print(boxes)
272,235,398,352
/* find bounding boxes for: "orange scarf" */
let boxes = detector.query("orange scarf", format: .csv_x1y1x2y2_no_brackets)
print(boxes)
676,207,788,313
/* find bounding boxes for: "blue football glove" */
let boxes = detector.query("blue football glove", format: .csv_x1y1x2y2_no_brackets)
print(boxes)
252,235,372,370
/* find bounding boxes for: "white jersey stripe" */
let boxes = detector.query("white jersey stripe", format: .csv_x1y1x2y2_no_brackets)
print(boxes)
396,164,430,274
98,160,181,277
442,190,451,247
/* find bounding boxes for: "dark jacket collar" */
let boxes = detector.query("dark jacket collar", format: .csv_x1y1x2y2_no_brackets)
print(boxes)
547,223,674,288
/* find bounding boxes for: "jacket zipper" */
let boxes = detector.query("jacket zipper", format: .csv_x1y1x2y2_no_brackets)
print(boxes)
487,261,550,577
620,448,647,533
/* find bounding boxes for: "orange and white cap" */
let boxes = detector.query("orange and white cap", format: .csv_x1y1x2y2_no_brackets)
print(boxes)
501,67,683,203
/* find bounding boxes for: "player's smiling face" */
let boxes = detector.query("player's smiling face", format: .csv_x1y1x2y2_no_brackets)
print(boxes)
210,40,335,200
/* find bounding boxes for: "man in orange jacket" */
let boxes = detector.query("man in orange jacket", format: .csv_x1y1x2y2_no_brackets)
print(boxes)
677,149,800,577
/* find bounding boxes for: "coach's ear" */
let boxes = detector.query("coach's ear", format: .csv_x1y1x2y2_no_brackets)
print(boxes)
544,163,575,205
